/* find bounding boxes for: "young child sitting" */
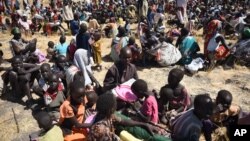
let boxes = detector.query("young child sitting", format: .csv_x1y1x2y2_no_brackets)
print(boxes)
131,79,159,124
46,41,56,61
84,91,98,122
44,73,65,122
127,37,141,63
158,68,191,125
27,41,46,64
30,111,64,141
203,90,241,141
55,35,68,57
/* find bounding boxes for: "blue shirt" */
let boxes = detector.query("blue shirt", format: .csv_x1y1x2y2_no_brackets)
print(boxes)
55,42,68,57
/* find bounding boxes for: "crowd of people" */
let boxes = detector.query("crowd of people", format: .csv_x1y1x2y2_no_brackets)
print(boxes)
0,0,250,141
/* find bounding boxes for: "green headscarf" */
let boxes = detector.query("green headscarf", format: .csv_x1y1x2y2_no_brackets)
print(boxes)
11,27,21,35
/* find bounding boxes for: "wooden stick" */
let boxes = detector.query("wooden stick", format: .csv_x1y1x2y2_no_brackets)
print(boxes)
12,108,20,133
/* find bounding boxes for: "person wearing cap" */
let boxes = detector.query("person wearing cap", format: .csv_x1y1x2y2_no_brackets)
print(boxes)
9,27,37,59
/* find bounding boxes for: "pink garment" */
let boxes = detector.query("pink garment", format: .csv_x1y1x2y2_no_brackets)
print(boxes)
140,95,158,124
33,49,46,63
114,85,138,102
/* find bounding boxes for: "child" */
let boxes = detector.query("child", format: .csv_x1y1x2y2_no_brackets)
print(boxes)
203,90,241,141
67,37,77,62
55,35,68,57
171,94,214,141
32,63,52,97
131,79,159,124
51,55,69,94
158,68,191,124
46,41,56,61
59,80,91,141
30,111,64,141
27,41,46,64
8,56,40,106
84,91,98,119
44,73,65,121
90,31,102,71
127,37,141,63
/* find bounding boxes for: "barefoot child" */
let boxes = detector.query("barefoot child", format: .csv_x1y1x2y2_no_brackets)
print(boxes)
90,31,102,71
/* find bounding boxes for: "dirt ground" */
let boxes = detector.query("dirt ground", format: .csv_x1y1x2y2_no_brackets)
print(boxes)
0,4,250,141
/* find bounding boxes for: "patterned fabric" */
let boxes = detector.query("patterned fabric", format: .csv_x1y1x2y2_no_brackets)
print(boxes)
88,119,121,141
204,20,221,56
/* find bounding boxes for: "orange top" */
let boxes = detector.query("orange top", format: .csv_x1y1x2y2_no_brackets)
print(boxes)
59,97,85,129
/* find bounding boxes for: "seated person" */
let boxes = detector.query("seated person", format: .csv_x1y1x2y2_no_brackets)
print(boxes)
18,14,32,36
170,94,214,141
9,27,37,59
103,47,138,92
8,56,40,106
30,111,64,141
32,63,54,96
131,79,159,124
158,68,191,124
46,41,56,61
52,55,69,92
127,37,141,63
84,91,98,119
203,90,241,141
59,80,91,141
44,73,65,121
27,40,46,64
176,28,200,65
88,92,167,141
55,35,68,57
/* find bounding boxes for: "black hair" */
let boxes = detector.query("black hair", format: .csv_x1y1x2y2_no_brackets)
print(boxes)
217,90,232,105
120,47,132,58
69,79,86,96
194,94,212,110
73,71,85,84
41,63,51,70
79,23,88,33
48,41,55,48
169,68,184,82
59,35,66,44
35,111,53,131
131,79,148,94
160,87,174,102
86,91,98,108
56,55,66,63
180,27,189,36
94,92,117,123
128,37,135,45
11,55,23,63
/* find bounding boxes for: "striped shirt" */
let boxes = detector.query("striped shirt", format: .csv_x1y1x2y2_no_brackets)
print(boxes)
171,109,202,141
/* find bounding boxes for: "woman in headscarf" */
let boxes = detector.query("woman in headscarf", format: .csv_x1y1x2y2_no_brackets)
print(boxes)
110,27,129,62
204,19,230,69
176,27,199,65
66,49,92,89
